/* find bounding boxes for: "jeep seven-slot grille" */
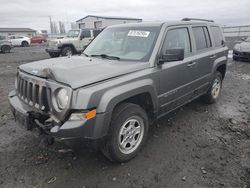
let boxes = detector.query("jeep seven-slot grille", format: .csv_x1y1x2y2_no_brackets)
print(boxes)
16,75,52,111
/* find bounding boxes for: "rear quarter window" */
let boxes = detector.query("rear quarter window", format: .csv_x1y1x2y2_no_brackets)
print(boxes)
210,26,224,47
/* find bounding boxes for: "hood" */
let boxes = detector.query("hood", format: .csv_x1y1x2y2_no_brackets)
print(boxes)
238,42,250,52
19,56,149,89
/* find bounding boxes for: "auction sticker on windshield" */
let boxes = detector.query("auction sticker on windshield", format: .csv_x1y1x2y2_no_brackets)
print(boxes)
128,30,150,37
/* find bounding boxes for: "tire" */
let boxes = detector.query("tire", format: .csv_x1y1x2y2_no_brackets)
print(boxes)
61,46,73,56
202,71,223,104
102,103,149,163
1,45,11,53
21,41,29,47
233,56,238,61
49,52,60,58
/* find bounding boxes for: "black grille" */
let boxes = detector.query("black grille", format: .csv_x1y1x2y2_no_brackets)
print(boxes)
16,75,52,111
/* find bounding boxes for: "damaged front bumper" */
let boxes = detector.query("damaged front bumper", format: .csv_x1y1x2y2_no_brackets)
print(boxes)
8,90,109,149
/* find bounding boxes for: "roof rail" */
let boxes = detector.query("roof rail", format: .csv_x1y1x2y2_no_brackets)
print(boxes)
182,18,214,23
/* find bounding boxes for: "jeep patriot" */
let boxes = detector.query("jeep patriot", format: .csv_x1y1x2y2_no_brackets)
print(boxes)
9,18,228,162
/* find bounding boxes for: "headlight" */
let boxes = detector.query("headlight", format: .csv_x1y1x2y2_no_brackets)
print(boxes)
56,88,69,110
234,45,241,51
56,41,61,46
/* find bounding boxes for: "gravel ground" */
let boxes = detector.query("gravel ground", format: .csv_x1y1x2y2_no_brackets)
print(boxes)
0,45,249,188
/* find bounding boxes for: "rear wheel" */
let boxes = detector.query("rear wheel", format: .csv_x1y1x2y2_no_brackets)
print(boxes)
1,45,11,53
61,46,73,56
202,71,222,104
21,41,29,47
102,103,149,163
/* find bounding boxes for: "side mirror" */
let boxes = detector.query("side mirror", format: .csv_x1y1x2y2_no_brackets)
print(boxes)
158,48,184,65
80,36,84,40
221,40,225,46
241,38,245,41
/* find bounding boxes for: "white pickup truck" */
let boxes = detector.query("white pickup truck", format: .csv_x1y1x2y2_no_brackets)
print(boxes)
46,29,102,57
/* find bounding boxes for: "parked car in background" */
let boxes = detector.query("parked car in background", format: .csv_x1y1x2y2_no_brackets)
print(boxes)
31,36,47,44
233,36,250,61
9,19,228,162
0,35,12,53
46,28,102,58
8,35,31,47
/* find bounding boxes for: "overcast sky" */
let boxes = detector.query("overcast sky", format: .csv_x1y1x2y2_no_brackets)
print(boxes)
0,0,249,31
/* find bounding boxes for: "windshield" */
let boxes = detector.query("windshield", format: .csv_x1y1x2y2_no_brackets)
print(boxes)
245,37,250,42
66,30,80,38
84,26,161,61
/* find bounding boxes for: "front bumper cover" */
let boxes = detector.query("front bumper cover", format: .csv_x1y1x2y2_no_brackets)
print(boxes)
8,90,110,148
45,48,61,54
233,50,250,60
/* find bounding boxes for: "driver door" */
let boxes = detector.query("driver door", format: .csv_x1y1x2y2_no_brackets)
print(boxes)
158,26,198,116
79,30,92,51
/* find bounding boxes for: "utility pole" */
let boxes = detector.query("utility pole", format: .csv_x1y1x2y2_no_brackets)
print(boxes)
49,16,53,34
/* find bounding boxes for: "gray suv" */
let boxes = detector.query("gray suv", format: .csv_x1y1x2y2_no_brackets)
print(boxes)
9,18,228,162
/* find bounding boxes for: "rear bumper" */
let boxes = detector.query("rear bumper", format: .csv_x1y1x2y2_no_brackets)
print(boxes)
8,90,110,149
233,50,250,60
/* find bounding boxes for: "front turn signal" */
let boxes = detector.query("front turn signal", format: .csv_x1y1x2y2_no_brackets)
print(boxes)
84,109,97,119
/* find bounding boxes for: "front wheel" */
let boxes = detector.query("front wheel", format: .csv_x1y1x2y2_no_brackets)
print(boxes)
102,103,149,162
61,46,73,56
202,71,223,104
21,41,29,47
1,45,11,53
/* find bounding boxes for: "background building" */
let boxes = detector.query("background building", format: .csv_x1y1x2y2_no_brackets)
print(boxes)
0,28,36,37
76,15,142,29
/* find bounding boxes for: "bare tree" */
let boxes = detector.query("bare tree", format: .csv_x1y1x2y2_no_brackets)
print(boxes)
71,22,77,29
59,21,66,34
52,21,59,34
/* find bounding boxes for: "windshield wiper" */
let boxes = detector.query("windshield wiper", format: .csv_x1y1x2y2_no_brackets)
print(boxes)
82,52,89,57
90,54,120,60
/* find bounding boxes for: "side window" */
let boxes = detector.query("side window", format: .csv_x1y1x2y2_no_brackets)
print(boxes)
211,26,224,47
81,30,91,38
93,30,101,37
192,26,212,50
162,28,191,55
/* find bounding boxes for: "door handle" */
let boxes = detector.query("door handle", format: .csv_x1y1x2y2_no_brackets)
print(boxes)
187,62,196,67
210,55,217,59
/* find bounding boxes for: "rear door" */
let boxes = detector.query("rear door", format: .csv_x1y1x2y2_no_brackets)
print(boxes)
190,26,215,95
158,26,199,116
